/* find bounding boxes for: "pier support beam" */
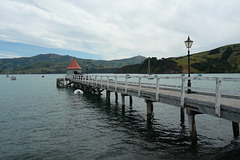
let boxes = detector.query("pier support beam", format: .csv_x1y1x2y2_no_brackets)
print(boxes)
89,87,93,94
106,90,111,104
121,94,125,107
115,92,118,103
129,96,133,106
180,107,185,123
97,88,101,96
120,94,132,107
187,109,197,145
145,99,153,120
83,85,87,92
232,121,239,138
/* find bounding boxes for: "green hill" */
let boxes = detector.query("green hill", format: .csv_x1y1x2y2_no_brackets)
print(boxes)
174,43,240,73
116,43,240,74
0,54,146,74
115,57,183,74
1,43,239,74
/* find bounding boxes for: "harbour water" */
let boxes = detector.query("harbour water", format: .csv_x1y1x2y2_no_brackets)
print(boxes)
0,74,240,160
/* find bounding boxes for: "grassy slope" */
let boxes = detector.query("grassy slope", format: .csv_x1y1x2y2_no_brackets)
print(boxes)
174,43,240,73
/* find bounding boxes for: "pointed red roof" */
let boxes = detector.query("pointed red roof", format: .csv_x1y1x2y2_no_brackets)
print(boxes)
66,59,82,70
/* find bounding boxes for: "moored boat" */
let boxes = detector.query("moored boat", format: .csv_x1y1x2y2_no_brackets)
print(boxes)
10,76,16,80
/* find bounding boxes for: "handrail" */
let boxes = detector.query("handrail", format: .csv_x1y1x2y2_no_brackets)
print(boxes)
65,74,240,118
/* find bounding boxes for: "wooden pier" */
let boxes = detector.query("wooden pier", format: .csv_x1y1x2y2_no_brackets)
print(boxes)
57,74,240,144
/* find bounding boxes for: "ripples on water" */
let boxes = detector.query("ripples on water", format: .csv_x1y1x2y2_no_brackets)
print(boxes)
0,74,240,160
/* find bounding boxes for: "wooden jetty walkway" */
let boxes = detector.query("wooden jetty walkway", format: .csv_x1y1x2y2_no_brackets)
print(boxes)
57,74,240,144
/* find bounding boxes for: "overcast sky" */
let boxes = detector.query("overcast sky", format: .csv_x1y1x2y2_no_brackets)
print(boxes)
0,0,239,60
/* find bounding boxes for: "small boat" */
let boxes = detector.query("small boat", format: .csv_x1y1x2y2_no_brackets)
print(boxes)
11,76,16,80
42,75,44,78
74,89,83,94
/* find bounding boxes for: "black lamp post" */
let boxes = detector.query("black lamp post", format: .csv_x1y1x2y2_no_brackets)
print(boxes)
184,36,193,93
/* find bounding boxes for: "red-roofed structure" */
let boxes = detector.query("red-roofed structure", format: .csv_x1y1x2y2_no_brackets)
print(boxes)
66,58,82,75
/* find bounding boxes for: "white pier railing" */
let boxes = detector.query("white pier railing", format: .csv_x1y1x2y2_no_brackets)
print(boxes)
65,74,240,117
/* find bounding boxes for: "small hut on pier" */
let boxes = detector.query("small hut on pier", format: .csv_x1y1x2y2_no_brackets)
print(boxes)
66,58,82,75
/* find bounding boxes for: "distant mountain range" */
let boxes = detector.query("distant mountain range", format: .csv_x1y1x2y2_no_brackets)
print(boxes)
1,43,239,74
0,54,146,74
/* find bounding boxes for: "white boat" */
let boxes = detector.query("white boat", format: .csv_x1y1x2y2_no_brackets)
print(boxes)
74,89,83,94
11,76,16,80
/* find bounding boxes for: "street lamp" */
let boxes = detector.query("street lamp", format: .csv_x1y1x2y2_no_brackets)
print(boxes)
184,36,193,93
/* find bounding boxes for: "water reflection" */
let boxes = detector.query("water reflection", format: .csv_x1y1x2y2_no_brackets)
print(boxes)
66,89,189,141
61,87,240,159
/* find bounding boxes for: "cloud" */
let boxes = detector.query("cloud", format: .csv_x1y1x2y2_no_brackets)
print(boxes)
0,51,22,59
0,0,239,60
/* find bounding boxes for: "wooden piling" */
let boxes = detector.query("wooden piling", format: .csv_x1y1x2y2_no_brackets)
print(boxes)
180,75,186,123
145,100,153,120
232,121,239,138
97,88,101,96
129,96,133,106
115,92,118,103
57,78,66,88
121,94,125,107
106,90,111,104
187,109,197,144
181,107,185,123
61,74,240,144
83,85,87,92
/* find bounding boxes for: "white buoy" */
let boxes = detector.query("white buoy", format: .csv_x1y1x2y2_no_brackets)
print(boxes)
74,89,83,94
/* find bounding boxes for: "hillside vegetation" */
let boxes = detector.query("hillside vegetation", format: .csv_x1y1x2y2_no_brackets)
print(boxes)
174,43,240,73
0,54,146,74
116,43,240,74
1,43,239,74
115,57,183,74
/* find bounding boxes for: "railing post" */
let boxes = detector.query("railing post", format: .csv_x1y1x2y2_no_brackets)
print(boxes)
95,76,97,87
101,76,103,88
107,76,109,89
138,77,142,97
156,77,160,101
180,75,186,123
115,75,117,92
63,76,66,87
125,75,128,94
215,78,222,117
